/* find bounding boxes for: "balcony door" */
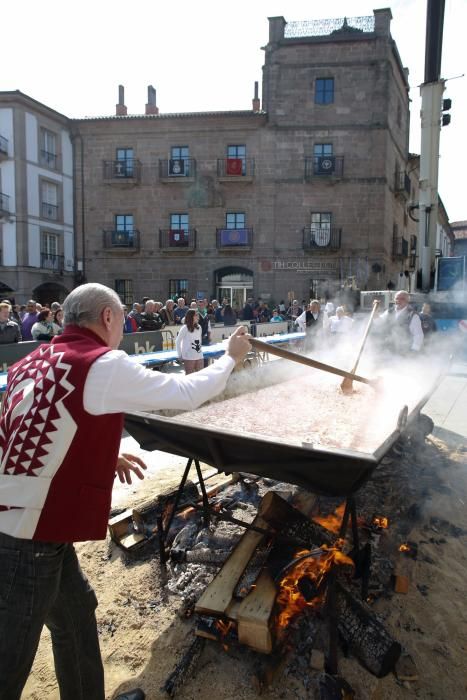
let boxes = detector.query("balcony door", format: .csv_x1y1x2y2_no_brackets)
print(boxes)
42,233,59,270
116,148,133,177
311,212,331,247
113,214,134,247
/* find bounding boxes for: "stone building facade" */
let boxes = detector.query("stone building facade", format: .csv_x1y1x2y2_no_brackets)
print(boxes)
0,91,75,303
71,8,425,308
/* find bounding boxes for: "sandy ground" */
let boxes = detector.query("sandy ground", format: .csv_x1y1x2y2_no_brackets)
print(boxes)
20,418,467,700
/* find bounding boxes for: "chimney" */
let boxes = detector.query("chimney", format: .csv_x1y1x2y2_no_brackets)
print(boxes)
145,85,159,115
252,81,260,112
116,85,127,116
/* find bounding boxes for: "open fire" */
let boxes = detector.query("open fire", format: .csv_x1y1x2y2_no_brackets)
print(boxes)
276,545,355,633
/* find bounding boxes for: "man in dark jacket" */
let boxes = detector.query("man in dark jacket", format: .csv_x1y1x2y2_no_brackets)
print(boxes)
0,302,22,343
138,300,163,331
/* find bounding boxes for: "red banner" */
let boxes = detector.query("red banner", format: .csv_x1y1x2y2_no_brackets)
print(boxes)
226,158,243,176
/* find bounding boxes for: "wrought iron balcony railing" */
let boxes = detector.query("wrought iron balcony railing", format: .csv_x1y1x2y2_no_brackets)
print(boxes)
103,229,140,250
159,228,197,250
302,227,342,251
216,228,253,248
159,158,196,179
305,156,344,180
392,237,409,259
40,150,58,169
0,192,10,215
41,253,64,272
217,158,255,178
41,202,59,220
103,159,142,181
0,135,8,156
394,171,411,197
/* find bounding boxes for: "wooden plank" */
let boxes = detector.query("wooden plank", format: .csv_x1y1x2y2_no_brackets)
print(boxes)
237,570,277,654
195,491,282,617
195,513,269,616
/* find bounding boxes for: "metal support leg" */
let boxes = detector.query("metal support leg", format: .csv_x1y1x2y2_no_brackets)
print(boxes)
194,459,211,526
157,457,211,567
324,572,338,675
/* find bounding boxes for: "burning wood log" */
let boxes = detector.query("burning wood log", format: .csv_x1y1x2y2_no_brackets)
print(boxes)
161,635,205,698
335,581,401,677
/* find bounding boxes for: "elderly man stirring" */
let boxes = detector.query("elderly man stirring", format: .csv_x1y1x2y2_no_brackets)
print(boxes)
0,283,250,700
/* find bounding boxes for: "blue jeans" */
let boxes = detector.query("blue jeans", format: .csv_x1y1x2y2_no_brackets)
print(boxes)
0,531,104,700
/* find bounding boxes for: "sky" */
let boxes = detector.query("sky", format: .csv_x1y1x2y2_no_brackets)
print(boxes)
3,0,466,222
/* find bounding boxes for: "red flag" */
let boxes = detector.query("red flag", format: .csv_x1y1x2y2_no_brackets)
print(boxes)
226,158,243,176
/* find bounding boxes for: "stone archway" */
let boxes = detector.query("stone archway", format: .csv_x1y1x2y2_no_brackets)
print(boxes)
32,282,70,306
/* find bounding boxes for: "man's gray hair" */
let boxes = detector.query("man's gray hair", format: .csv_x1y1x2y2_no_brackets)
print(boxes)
63,283,122,327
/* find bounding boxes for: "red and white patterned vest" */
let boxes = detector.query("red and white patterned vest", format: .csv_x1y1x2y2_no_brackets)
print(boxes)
0,326,123,542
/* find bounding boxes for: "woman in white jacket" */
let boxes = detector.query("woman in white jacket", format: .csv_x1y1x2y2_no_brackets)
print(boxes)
175,308,204,374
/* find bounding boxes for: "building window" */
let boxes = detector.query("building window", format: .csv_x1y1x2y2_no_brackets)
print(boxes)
169,213,189,246
311,212,331,246
227,145,246,175
170,213,189,231
113,214,134,246
170,146,190,176
115,148,134,177
313,143,333,173
115,279,133,305
226,212,245,229
40,129,57,168
41,181,59,220
41,232,60,270
169,279,188,299
315,78,334,105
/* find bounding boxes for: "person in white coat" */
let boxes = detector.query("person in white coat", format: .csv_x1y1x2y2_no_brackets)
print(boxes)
176,308,204,374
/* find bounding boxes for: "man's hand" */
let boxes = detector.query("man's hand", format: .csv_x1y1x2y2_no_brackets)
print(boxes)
226,325,251,363
115,453,148,485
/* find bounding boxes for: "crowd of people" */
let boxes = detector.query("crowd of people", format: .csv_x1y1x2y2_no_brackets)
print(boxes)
0,291,438,366
0,299,65,344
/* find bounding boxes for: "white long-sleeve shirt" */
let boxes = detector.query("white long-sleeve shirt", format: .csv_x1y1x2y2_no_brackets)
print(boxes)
175,324,203,361
0,351,235,536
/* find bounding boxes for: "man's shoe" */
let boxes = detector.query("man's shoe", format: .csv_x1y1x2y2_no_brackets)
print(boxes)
114,689,145,700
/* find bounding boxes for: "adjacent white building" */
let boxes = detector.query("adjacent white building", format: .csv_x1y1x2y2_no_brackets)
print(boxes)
0,91,75,303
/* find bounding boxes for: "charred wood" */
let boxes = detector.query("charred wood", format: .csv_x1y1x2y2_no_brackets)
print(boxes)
335,581,401,677
161,635,205,697
234,542,273,598
185,548,229,565
133,480,199,534
170,522,199,562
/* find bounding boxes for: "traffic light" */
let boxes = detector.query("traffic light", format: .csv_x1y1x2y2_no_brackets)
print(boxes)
442,98,451,126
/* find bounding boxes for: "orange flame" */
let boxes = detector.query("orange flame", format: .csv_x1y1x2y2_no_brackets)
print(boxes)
215,619,235,651
275,546,354,634
399,543,411,552
313,503,346,534
372,515,389,529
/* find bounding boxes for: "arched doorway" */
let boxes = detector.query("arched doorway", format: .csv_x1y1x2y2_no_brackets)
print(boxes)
0,281,14,304
215,267,253,312
33,282,70,306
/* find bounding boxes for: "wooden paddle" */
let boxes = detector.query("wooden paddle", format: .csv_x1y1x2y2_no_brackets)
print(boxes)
340,299,380,394
248,337,380,389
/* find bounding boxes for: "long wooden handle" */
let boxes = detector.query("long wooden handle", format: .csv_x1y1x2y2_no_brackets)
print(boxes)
349,299,380,375
249,338,374,386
